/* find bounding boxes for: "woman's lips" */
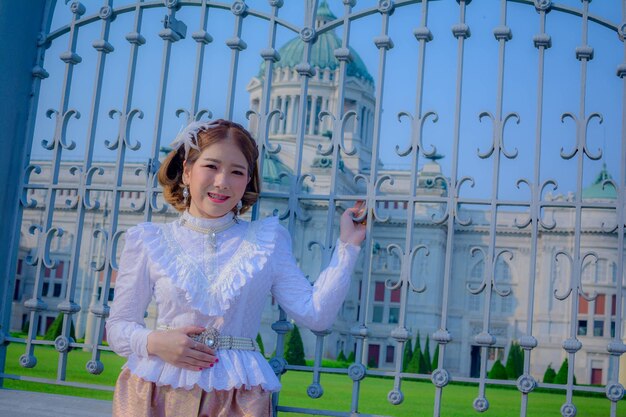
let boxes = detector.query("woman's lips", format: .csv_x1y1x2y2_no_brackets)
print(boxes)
207,192,229,203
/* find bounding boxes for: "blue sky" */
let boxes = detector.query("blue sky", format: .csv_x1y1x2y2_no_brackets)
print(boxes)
33,0,623,201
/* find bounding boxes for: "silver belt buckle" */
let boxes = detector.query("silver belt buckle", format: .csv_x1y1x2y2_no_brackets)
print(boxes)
193,327,220,349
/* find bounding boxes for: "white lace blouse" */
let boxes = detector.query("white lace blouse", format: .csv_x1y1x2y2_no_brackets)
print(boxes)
105,211,360,392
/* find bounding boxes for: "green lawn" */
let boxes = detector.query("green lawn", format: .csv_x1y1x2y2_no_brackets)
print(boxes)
2,343,624,416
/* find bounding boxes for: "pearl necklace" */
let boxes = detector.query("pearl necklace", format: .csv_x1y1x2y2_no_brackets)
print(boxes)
179,217,236,248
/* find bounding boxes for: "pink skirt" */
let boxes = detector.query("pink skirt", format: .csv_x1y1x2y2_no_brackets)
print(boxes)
112,368,273,417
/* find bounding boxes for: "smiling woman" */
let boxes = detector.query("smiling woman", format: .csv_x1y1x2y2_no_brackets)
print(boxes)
105,119,366,417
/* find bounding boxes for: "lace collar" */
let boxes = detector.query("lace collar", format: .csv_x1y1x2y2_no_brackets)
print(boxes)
180,210,235,229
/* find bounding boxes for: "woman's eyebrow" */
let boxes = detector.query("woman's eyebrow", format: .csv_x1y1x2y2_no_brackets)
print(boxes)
202,157,248,171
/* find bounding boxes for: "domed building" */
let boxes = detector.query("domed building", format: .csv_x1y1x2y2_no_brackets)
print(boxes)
246,0,376,178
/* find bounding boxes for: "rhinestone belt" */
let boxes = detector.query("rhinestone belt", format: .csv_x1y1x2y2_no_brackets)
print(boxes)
157,325,259,351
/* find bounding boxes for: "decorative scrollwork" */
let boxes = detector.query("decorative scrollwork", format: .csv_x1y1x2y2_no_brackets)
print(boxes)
107,108,143,151
54,335,73,353
348,363,366,381
560,403,576,417
99,6,113,20
42,109,80,151
19,354,37,368
387,389,403,405
317,110,358,156
163,0,179,9
395,110,438,158
431,368,449,387
269,357,287,375
473,397,489,412
559,112,603,161
231,1,248,16
86,360,104,375
378,0,395,14
606,383,625,402
70,1,86,16
307,383,323,398
517,374,537,394
534,0,552,12
300,27,316,43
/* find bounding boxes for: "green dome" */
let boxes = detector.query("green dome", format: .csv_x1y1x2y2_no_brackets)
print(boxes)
582,164,616,200
259,2,373,84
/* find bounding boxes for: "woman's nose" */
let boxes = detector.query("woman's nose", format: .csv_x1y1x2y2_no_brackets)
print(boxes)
213,171,229,188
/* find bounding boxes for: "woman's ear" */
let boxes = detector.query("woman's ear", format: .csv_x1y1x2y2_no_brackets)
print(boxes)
182,160,190,185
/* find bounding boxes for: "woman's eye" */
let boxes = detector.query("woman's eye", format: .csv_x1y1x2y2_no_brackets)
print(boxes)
204,164,217,169
233,170,245,176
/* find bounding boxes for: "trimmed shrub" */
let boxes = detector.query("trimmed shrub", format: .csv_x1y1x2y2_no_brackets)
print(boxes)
402,339,413,372
543,363,557,383
431,344,440,371
488,359,508,380
256,333,265,357
43,313,75,341
337,350,347,362
554,358,576,385
505,342,523,379
423,335,432,374
347,351,356,363
284,325,306,366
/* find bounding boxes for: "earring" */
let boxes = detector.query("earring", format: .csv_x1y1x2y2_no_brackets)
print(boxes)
183,186,189,206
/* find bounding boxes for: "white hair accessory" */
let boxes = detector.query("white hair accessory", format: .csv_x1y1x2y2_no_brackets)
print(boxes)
169,120,217,159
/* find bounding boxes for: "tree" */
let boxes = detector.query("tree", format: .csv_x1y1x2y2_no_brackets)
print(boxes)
431,344,440,371
337,350,347,362
43,313,75,341
423,335,432,374
256,333,265,357
402,339,413,372
554,358,576,385
488,359,508,380
406,333,422,374
505,342,523,380
543,363,556,383
284,325,306,366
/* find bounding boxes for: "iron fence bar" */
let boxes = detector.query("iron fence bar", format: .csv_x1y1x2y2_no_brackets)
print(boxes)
251,0,283,223
557,1,596,415
185,0,213,123
303,0,358,403
471,0,516,412
517,1,551,415
270,1,318,414
345,1,396,414
54,0,115,382
431,0,471,415
85,0,146,375
19,0,85,374
224,1,248,120
387,0,433,407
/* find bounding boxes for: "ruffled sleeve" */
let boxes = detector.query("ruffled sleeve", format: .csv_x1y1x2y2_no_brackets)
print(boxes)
105,224,155,359
270,225,361,331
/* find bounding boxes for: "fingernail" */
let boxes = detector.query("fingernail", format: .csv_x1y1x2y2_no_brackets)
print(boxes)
210,364,214,368
198,368,203,371
215,359,219,363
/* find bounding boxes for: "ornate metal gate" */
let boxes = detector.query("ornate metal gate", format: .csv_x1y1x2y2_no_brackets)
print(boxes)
1,1,625,416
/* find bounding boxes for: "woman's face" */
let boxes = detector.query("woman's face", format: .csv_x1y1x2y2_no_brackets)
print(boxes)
183,137,250,219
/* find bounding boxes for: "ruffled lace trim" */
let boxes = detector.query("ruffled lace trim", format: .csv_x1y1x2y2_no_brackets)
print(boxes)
125,350,282,392
135,216,278,317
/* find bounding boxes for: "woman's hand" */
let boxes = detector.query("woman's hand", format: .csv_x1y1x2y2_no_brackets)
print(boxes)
146,326,217,371
339,201,367,246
